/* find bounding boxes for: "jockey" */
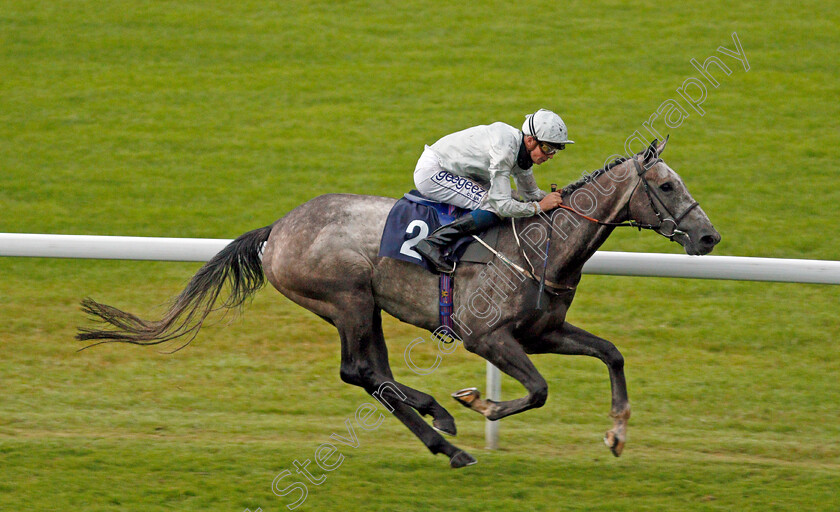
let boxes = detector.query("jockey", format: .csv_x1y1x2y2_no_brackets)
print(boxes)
414,108,572,272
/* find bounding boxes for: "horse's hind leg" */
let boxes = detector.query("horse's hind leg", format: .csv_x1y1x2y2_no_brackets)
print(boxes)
365,309,457,436
336,304,474,468
531,322,630,457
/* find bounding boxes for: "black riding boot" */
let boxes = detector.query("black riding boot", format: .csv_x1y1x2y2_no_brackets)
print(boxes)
415,214,483,273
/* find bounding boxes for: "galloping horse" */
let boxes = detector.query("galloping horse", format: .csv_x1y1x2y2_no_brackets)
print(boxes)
78,138,720,468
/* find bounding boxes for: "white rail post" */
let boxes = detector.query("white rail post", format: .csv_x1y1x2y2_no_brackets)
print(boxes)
485,362,501,450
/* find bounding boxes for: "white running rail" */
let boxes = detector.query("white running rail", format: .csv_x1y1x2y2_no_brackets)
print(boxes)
3,232,839,450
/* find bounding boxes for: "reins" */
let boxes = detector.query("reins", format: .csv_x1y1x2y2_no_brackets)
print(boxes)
475,155,702,298
551,157,700,242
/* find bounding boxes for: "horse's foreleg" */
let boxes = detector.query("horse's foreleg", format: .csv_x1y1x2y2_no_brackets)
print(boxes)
531,322,630,456
453,332,548,421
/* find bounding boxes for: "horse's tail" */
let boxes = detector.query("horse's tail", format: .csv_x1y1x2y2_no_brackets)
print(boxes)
76,225,274,351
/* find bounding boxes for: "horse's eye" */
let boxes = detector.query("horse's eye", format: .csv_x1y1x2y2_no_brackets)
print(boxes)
659,182,674,192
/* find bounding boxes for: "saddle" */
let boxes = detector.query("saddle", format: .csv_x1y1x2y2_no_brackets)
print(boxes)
378,190,500,272
378,191,502,339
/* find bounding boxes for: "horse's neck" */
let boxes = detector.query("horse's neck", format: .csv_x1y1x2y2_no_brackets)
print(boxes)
547,160,639,279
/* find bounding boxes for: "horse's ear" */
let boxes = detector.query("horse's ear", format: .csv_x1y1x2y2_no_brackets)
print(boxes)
643,139,658,162
655,134,670,156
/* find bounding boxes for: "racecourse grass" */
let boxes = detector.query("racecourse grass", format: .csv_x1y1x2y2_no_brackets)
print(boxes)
1,1,839,511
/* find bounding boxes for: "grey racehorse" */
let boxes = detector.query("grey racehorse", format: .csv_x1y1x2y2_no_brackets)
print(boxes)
78,138,720,468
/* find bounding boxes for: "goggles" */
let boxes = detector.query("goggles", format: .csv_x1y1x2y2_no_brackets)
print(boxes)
538,141,565,155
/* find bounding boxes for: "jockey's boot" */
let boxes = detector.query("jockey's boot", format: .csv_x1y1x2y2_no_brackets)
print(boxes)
416,212,495,273
415,215,478,273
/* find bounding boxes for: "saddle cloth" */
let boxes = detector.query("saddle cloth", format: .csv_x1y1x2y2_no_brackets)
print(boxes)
378,190,497,272
378,191,502,336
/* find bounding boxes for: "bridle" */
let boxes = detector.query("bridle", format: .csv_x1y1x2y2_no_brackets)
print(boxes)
557,156,700,242
476,155,701,296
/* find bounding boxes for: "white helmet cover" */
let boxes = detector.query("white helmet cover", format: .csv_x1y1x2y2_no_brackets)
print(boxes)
522,109,574,145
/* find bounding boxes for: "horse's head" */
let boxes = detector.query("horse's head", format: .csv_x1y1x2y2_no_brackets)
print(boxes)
627,137,721,255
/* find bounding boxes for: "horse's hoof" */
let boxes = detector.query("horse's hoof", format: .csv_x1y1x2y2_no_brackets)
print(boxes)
604,430,625,457
433,417,457,436
449,450,477,468
451,387,480,408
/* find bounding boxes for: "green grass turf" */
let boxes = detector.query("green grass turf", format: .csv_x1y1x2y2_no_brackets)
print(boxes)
1,1,838,510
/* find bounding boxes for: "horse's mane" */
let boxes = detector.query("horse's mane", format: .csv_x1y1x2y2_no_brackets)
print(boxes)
560,157,628,198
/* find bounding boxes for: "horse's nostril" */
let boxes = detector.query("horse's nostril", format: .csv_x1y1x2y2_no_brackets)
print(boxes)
700,234,718,246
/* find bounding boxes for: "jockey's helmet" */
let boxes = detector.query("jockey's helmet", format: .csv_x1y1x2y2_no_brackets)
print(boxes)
523,109,574,147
